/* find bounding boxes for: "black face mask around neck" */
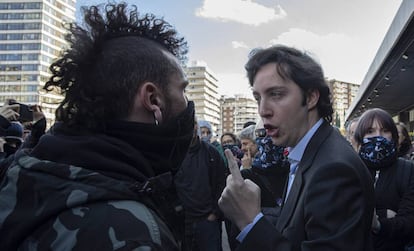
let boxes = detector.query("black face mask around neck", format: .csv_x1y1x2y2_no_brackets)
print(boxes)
105,101,195,176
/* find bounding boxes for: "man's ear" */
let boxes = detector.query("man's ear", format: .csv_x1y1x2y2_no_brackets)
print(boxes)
139,82,163,123
306,89,320,110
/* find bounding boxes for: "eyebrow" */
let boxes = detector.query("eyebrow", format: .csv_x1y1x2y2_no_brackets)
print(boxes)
253,86,286,96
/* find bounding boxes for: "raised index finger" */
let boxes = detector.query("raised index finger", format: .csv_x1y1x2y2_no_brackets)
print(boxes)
224,149,244,183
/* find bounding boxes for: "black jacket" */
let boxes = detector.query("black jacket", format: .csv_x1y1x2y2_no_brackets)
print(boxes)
174,138,226,220
241,165,289,208
0,122,190,250
373,158,414,251
238,121,375,251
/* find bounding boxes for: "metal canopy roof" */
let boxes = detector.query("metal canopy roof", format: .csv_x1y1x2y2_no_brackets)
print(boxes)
346,0,414,121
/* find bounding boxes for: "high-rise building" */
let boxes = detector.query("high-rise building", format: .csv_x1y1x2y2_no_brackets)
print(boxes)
185,60,221,134
328,79,360,130
0,0,76,125
220,94,258,135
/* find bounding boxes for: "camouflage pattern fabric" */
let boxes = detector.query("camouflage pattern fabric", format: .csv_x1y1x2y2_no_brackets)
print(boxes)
0,151,178,250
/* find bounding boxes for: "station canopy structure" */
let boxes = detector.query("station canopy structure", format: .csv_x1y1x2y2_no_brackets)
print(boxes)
346,0,414,124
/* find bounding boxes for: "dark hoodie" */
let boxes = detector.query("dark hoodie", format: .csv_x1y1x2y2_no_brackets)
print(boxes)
0,112,194,250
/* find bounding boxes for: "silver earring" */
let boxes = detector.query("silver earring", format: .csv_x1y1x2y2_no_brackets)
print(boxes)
154,113,159,126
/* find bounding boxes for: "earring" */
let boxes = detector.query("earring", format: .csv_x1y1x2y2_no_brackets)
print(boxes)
153,113,159,126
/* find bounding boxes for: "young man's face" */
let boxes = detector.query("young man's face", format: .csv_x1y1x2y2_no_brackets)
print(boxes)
252,63,316,148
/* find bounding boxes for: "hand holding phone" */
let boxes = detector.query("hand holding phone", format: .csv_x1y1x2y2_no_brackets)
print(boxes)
8,100,34,122
0,104,20,121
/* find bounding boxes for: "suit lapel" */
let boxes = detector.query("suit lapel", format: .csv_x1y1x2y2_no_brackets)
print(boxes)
277,168,303,230
276,121,333,231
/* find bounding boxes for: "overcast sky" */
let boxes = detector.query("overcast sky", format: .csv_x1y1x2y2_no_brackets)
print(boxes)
76,0,403,97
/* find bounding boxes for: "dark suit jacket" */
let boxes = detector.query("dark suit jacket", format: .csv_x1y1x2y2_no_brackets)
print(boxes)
238,121,375,251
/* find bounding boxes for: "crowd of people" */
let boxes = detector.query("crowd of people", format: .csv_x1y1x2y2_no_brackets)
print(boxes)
0,2,413,251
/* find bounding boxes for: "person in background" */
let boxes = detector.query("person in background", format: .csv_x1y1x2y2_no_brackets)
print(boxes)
238,124,258,169
0,3,194,250
175,118,226,251
199,120,215,143
199,119,226,164
354,108,414,251
221,132,243,168
0,103,23,159
242,120,290,209
219,131,242,250
346,117,359,151
221,132,239,147
396,122,413,160
218,45,374,250
0,103,46,180
0,121,23,157
242,121,256,129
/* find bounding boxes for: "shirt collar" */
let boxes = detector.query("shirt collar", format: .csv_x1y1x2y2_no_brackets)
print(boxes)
288,118,324,163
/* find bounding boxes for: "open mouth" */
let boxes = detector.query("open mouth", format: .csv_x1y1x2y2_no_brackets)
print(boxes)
264,124,279,137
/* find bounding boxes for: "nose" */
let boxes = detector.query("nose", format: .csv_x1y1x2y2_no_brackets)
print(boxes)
258,99,271,118
372,129,386,137
379,131,388,138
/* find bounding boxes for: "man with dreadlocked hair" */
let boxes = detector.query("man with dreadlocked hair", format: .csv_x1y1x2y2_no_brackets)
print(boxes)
0,3,194,250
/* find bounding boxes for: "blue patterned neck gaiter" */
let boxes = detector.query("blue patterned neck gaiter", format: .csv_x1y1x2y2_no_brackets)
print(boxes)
252,136,289,170
358,136,397,170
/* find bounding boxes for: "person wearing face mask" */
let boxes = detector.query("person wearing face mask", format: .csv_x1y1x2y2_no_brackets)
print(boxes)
0,3,194,250
243,120,290,209
221,132,243,168
199,120,226,165
221,132,239,147
354,108,414,251
0,104,23,162
0,121,24,158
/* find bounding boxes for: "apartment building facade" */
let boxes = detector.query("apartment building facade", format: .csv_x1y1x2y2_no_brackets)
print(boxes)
185,61,221,135
0,0,76,125
328,79,360,130
220,94,258,135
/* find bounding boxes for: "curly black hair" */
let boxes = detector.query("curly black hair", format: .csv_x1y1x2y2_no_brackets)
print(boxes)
44,3,188,130
245,45,333,123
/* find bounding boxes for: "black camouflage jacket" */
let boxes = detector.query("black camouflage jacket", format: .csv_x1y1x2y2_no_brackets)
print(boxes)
0,122,182,250
0,151,178,250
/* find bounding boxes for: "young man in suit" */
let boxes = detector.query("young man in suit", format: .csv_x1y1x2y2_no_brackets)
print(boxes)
218,45,375,251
